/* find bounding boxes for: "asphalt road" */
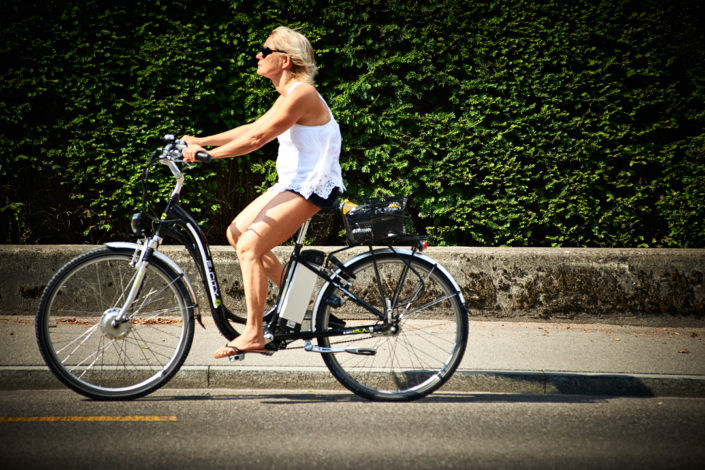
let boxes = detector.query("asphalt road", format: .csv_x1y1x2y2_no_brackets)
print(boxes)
1,389,704,470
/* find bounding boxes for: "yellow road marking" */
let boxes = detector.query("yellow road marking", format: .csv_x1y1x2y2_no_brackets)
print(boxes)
0,416,177,423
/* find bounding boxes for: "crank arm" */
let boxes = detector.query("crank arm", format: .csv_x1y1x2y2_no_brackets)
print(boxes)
304,341,376,356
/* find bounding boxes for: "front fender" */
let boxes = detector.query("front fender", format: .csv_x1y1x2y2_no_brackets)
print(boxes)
104,242,200,319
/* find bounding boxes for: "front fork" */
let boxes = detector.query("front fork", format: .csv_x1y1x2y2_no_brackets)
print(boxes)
113,235,163,324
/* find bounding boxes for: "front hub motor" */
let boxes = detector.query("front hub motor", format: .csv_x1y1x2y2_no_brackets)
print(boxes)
100,308,132,339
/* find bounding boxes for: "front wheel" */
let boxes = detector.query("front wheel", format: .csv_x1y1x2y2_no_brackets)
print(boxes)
315,252,468,401
35,247,195,400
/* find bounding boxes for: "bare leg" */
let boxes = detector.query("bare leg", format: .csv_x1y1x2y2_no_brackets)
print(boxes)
226,190,286,287
215,190,319,357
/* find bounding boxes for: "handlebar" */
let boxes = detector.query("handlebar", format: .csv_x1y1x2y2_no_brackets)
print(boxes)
158,135,212,164
136,134,213,227
174,141,212,163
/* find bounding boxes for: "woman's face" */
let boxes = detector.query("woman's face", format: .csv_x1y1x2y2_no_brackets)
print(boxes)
256,37,286,79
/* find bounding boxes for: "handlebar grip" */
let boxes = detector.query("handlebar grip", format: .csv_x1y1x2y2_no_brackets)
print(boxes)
195,152,212,163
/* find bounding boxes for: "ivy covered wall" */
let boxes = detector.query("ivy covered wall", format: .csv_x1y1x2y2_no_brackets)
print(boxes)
2,0,704,246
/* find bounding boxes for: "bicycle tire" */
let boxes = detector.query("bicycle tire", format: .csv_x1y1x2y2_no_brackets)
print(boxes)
35,247,195,400
315,252,468,401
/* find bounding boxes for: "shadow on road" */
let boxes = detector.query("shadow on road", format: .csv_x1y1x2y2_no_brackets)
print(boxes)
137,390,617,405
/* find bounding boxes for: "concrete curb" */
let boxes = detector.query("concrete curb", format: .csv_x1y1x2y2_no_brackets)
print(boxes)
2,366,703,398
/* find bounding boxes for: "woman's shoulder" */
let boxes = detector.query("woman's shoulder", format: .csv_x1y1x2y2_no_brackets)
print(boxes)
278,81,330,126
286,82,327,110
286,81,318,98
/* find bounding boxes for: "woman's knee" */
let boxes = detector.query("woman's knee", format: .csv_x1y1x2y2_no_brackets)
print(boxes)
226,223,241,248
235,230,260,263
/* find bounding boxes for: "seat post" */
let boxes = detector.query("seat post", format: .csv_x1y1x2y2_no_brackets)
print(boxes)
295,218,311,246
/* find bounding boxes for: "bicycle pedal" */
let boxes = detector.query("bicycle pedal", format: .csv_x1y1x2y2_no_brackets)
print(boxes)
228,353,246,362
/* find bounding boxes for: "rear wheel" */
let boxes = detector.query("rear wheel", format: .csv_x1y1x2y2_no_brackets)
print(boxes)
35,248,195,400
316,252,467,401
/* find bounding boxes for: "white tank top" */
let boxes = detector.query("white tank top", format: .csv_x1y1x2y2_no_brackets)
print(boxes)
270,82,345,199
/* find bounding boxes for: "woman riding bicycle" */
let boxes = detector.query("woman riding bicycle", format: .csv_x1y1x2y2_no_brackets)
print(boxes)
181,26,345,359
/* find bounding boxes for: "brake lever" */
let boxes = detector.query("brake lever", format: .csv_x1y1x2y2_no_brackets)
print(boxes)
173,140,213,163
172,157,194,170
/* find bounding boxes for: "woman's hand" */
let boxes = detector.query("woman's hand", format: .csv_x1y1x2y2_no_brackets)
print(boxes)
181,141,207,163
180,134,200,146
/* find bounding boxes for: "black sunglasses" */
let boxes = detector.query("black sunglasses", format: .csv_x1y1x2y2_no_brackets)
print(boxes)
260,46,288,58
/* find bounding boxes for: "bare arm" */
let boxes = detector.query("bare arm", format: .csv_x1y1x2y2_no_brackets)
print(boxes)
205,97,296,159
182,85,324,162
183,123,255,148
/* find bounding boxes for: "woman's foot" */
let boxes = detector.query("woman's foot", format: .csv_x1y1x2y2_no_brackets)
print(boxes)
213,337,268,359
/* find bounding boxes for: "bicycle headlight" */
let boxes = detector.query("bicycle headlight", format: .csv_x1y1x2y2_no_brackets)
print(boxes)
131,213,148,235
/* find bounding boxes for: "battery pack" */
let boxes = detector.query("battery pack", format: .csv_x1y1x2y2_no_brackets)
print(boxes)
278,262,318,325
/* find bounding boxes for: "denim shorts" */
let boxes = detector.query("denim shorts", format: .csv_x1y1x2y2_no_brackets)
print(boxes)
287,188,340,210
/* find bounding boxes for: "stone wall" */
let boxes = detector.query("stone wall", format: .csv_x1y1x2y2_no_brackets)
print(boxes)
2,245,703,325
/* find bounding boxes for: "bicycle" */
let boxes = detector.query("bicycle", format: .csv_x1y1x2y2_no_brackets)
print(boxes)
35,134,468,402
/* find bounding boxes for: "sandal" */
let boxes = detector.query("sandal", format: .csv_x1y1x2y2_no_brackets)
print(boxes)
214,343,271,359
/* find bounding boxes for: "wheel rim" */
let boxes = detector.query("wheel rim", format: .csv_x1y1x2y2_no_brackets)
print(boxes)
319,255,466,399
40,253,191,396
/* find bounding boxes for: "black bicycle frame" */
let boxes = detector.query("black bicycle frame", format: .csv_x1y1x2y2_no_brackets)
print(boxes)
143,156,425,347
156,202,412,346
163,205,224,310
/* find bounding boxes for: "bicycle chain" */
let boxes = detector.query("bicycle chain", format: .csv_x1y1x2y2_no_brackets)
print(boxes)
284,335,377,350
277,316,377,350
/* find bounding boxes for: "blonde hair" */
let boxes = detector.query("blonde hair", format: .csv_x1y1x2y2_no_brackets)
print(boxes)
269,26,318,84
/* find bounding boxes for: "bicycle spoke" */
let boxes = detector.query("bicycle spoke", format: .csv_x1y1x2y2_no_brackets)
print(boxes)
56,323,101,361
37,249,194,399
318,253,467,401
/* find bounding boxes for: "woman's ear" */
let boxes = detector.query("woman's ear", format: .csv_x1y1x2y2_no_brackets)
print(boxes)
281,54,292,70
